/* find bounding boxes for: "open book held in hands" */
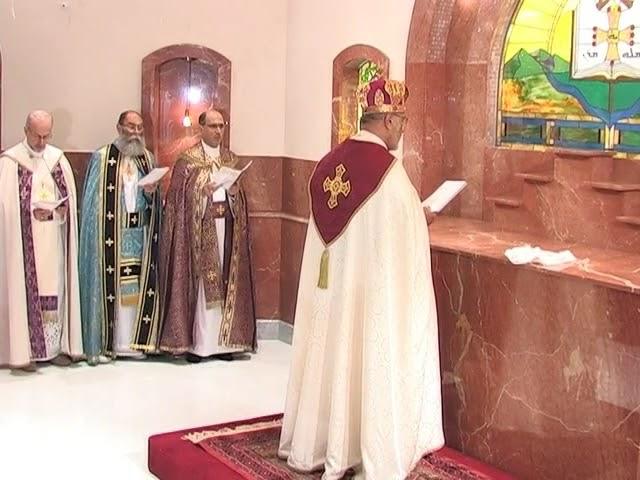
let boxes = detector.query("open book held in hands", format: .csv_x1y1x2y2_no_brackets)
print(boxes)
32,196,68,211
422,180,467,213
209,161,253,192
138,167,169,187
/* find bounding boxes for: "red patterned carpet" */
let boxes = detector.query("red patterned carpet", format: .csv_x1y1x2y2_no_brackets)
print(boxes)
148,414,516,480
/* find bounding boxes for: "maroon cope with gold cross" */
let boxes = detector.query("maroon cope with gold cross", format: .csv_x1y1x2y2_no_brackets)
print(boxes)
309,78,409,288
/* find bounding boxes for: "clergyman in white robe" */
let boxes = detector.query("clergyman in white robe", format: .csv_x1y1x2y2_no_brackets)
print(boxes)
279,124,444,478
0,140,83,368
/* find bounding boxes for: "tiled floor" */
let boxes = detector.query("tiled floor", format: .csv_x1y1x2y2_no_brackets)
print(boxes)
0,340,292,480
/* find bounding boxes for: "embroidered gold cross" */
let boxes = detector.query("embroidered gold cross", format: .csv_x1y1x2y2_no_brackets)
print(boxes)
216,205,226,216
592,2,636,66
596,0,634,11
106,238,114,247
323,164,351,209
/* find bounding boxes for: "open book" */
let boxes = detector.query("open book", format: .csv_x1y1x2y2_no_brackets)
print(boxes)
207,161,253,192
32,196,68,211
421,180,467,213
571,1,640,80
138,167,170,187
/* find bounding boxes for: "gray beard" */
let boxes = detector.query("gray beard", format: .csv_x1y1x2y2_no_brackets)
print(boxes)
115,136,146,157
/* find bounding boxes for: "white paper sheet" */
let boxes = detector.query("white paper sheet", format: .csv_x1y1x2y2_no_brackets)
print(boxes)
504,245,577,267
32,196,68,211
422,180,467,213
209,161,253,191
137,167,169,187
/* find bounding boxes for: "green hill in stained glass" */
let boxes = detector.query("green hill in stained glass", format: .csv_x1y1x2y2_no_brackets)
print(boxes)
551,55,570,74
503,49,640,123
504,49,544,79
504,49,570,79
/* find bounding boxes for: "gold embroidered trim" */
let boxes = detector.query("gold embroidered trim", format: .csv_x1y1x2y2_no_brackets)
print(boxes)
129,343,159,352
158,344,191,355
41,311,59,324
120,294,139,306
206,300,223,309
322,163,351,209
182,419,283,444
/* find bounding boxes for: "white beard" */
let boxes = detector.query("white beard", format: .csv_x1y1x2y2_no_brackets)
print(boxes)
115,136,146,157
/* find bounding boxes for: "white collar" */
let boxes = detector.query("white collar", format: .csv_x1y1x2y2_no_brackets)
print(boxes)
23,139,46,159
350,130,389,150
201,140,220,159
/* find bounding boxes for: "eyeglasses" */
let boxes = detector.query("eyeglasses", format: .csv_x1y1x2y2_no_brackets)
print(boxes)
122,123,144,133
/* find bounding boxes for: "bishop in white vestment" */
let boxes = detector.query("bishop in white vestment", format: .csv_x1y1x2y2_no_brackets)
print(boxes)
279,79,444,479
0,111,83,369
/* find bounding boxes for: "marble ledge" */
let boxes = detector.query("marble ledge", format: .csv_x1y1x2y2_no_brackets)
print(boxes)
491,144,616,160
429,217,640,295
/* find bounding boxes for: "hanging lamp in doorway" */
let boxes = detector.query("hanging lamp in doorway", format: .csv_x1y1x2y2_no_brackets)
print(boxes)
182,56,193,127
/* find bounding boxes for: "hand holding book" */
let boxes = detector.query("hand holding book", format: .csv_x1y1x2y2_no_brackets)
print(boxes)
421,181,467,214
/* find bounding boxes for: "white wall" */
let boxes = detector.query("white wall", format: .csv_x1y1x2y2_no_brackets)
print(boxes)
0,0,415,158
284,0,415,160
0,0,287,155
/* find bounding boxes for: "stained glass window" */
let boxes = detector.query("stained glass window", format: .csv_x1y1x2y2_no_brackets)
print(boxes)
500,0,640,153
357,61,380,128
336,60,381,144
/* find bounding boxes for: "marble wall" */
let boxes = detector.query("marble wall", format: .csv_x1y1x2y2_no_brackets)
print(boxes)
404,0,640,253
431,232,640,479
402,1,640,478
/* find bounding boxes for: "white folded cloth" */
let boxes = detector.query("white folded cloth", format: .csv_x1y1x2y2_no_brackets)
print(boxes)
504,245,577,267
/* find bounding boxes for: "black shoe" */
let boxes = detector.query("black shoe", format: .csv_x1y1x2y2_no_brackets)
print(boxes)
51,354,72,367
185,353,202,363
216,353,235,362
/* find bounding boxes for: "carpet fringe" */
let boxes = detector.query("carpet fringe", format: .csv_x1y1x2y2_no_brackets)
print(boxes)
183,418,283,444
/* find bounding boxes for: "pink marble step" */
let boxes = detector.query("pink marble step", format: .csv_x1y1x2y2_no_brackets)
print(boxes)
554,148,614,160
616,216,640,226
590,181,640,192
515,172,554,184
486,196,523,208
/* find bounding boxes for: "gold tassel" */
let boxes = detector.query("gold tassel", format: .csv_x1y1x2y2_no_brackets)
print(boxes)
318,248,329,289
